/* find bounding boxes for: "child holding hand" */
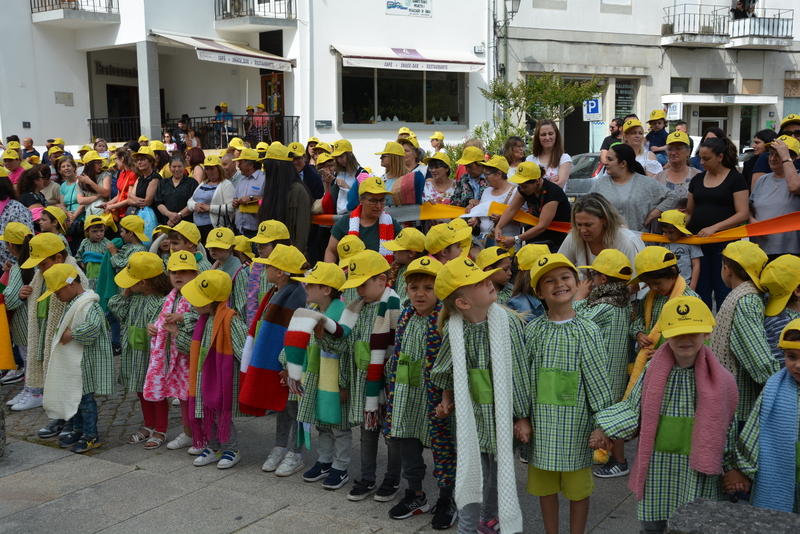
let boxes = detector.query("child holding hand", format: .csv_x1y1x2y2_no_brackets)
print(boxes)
77,214,113,290
475,246,513,304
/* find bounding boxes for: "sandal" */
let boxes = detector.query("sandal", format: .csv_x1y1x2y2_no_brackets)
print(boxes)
145,432,167,450
129,427,154,444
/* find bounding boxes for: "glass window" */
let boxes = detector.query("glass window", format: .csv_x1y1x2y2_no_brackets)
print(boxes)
614,78,637,119
341,67,374,125
699,79,729,94
377,69,424,123
670,77,690,93
426,72,461,123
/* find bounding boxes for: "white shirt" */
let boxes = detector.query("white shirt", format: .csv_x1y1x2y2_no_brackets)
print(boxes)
525,153,573,181
478,184,520,236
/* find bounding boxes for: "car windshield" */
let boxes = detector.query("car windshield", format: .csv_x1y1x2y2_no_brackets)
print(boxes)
570,154,599,176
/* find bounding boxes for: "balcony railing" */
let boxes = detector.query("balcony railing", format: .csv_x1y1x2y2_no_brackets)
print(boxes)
730,8,794,39
87,117,140,144
662,4,729,36
30,0,118,14
214,0,295,20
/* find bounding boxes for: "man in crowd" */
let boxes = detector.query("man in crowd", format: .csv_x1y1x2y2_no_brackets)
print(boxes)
22,138,39,161
231,148,265,238
600,118,624,165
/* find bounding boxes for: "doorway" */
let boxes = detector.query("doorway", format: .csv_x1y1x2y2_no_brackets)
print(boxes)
106,84,139,118
562,108,590,156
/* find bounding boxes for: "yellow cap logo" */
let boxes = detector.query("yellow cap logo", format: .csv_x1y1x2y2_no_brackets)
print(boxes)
626,120,635,128
215,231,223,238
311,264,318,272
446,225,454,232
260,223,267,232
420,258,430,266
343,244,350,252
464,259,475,268
179,252,188,261
538,257,549,267
349,262,357,272
677,304,690,316
200,279,209,289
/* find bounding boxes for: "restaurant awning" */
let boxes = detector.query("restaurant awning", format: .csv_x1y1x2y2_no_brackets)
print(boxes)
333,44,484,73
150,30,293,72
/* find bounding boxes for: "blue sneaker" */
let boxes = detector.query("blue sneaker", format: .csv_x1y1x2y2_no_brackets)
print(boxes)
58,431,83,449
322,468,349,490
303,461,332,482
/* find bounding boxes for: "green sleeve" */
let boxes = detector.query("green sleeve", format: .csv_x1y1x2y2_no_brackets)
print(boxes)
722,414,740,473
70,303,106,346
108,293,131,323
76,240,86,264
339,349,351,390
737,393,762,478
510,314,532,420
631,296,646,338
731,296,780,385
580,320,616,418
230,314,247,362
429,323,453,391
3,266,25,311
596,367,645,440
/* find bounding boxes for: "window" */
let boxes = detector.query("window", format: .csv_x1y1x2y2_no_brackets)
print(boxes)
670,77,690,93
742,79,761,95
699,79,729,94
601,0,630,5
614,79,638,119
341,67,465,125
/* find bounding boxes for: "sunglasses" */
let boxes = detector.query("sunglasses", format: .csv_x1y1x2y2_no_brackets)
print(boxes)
363,197,387,206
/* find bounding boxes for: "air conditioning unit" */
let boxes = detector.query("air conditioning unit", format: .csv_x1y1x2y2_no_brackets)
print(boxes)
661,23,675,36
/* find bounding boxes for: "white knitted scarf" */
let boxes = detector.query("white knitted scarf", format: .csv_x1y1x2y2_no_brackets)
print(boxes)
449,303,523,534
710,280,761,377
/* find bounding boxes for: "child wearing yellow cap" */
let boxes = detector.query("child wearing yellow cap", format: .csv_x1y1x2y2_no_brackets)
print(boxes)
505,244,549,323
0,223,34,395
143,252,200,454
233,235,254,265
760,255,800,366
711,241,777,427
206,227,249,318
159,221,212,271
429,256,528,533
108,215,148,274
39,206,71,255
108,252,173,449
245,220,292,326
475,246,513,304
518,254,613,534
76,215,113,290
657,210,703,291
384,228,426,304
592,296,739,534
645,109,669,166
425,222,471,264
315,250,403,503
179,270,248,470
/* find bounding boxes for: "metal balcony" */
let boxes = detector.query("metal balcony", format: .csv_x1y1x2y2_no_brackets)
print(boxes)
726,8,794,49
661,4,730,47
214,0,297,32
30,0,120,29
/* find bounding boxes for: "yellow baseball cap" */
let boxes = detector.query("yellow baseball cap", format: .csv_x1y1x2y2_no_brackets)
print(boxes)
314,142,332,154
766,134,800,157
251,219,290,244
398,136,420,149
648,109,667,123
206,227,236,249
48,146,64,157
132,146,156,161
529,253,577,291
228,137,246,151
778,318,800,350
307,136,320,144
508,161,542,184
426,222,471,255
630,246,677,285
254,244,307,274
52,138,65,146
81,150,103,164
429,132,444,141
337,235,366,268
666,131,690,146
265,142,293,162
316,153,333,166
42,206,68,233
138,135,149,142
375,142,405,157
232,148,261,162
149,141,166,152
202,155,222,168
2,150,19,161
398,127,414,136
423,152,451,167
287,142,306,158
330,139,353,157
100,212,118,233
623,119,643,134
0,222,33,245
359,176,393,196
722,240,768,291
256,141,270,152
245,105,254,111
156,221,200,245
660,296,716,338
38,264,80,302
291,261,346,290
257,103,266,109
515,244,550,271
434,256,497,300
577,248,633,281
78,144,92,154
167,250,199,272
6,141,20,150
120,214,150,242
780,114,800,131
481,155,510,175
476,246,511,270
658,210,692,236
404,256,443,279
29,155,41,164
341,250,391,289
21,233,67,268
83,214,107,230
448,217,473,257
219,102,228,107
114,251,164,288
761,255,800,316
234,235,254,260
0,166,8,178
456,146,485,165
384,228,426,252
182,269,232,307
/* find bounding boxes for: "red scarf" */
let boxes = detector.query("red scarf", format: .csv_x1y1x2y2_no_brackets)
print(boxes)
348,205,394,264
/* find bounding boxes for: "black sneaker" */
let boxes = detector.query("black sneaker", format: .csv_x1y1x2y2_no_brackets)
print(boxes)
37,419,66,439
322,468,349,490
112,344,122,357
58,420,75,440
58,431,83,449
303,461,332,482
389,490,430,519
430,497,458,530
72,437,101,454
374,478,401,502
593,458,630,478
347,479,377,501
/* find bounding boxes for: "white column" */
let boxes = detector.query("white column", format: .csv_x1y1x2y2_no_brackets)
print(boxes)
136,40,161,140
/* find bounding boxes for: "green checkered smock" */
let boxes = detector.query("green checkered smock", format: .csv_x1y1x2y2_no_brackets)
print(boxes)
109,292,164,392
523,315,614,471
395,264,408,305
429,309,528,456
109,243,147,272
630,287,700,340
62,297,115,396
193,312,247,418
596,365,738,522
496,284,512,305
4,265,28,346
228,265,250,319
76,238,112,290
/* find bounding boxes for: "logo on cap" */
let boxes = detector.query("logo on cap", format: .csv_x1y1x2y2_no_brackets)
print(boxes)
420,258,430,266
677,304,690,316
446,225,454,232
538,257,549,267
397,231,405,239
216,231,223,238
671,133,680,139
179,253,188,261
343,244,350,252
375,178,383,186
260,223,267,232
200,280,209,289
311,265,318,272
464,259,475,268
349,262,356,272
29,245,33,253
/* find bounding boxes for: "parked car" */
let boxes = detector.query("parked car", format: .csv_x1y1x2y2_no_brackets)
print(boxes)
564,152,604,204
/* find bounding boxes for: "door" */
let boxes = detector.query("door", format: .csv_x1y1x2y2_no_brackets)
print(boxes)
698,119,727,137
562,108,590,157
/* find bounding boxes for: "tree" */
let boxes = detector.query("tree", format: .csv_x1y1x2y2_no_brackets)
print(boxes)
440,115,528,174
480,72,606,123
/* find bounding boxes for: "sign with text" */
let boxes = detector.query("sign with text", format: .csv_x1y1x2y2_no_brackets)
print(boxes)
386,0,432,17
583,96,603,121
196,50,291,72
666,103,683,121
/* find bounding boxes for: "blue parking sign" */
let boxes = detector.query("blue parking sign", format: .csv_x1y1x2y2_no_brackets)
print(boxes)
583,97,603,121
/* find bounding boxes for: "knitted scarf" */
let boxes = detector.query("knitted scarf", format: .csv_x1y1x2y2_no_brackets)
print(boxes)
245,262,266,328
585,281,631,309
425,302,456,490
338,286,401,430
629,343,738,500
752,368,798,512
144,288,192,402
348,205,395,264
239,281,307,415
710,281,761,377
189,302,237,448
624,275,686,400
449,304,523,534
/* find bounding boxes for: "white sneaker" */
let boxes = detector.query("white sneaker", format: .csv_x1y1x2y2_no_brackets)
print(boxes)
12,392,43,411
0,368,25,384
275,451,305,477
193,448,222,467
217,450,241,469
261,447,286,472
188,446,203,455
166,432,193,450
6,386,29,406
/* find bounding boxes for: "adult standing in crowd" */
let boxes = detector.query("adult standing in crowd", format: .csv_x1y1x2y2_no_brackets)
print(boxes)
103,150,137,219
305,136,320,167
468,155,520,247
495,161,572,252
231,148,265,238
22,138,39,161
57,155,85,254
750,114,800,186
525,119,572,188
674,121,694,154
127,147,160,214
690,127,726,171
186,126,201,150
16,167,48,211
187,147,206,183
172,118,188,152
376,141,409,185
188,155,235,244
3,149,24,185
289,142,323,260
397,136,427,177
329,139,365,215
429,131,444,153
653,131,701,203
75,150,112,217
686,136,749,309
600,118,624,165
154,154,198,226
621,118,662,177
744,129,777,189
749,135,800,261
503,136,526,178
422,152,455,207
0,172,34,267
36,163,60,207
451,145,489,208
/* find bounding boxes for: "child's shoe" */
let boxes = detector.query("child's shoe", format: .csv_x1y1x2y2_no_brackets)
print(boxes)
187,446,203,455
261,446,286,472
1,367,25,384
275,451,304,477
193,448,222,466
478,518,500,534
217,450,241,469
166,432,193,450
58,431,83,449
11,391,42,411
389,490,430,519
59,419,75,440
37,418,65,438
5,386,28,406
72,437,101,454
303,461,332,482
593,457,630,478
374,478,401,502
347,479,377,501
322,468,349,490
430,497,458,530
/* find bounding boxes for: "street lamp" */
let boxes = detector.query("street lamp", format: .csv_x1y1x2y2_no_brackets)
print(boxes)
506,0,521,18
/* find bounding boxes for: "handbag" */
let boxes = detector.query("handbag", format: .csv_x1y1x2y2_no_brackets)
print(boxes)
217,204,237,232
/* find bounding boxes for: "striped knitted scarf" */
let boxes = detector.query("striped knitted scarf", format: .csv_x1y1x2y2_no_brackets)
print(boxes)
710,281,761,377
245,262,267,328
339,286,401,430
348,205,395,264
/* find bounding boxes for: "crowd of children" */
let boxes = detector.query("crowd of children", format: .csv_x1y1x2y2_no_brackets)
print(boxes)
3,171,800,533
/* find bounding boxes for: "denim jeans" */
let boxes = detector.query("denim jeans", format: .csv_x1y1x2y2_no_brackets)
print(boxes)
695,241,731,312
360,427,402,484
275,400,300,453
73,393,98,438
106,310,120,348
458,453,499,534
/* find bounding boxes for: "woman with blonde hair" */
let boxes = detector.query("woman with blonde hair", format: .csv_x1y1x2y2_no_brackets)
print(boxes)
526,119,572,187
503,136,526,177
621,118,662,177
376,141,410,183
397,136,427,176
